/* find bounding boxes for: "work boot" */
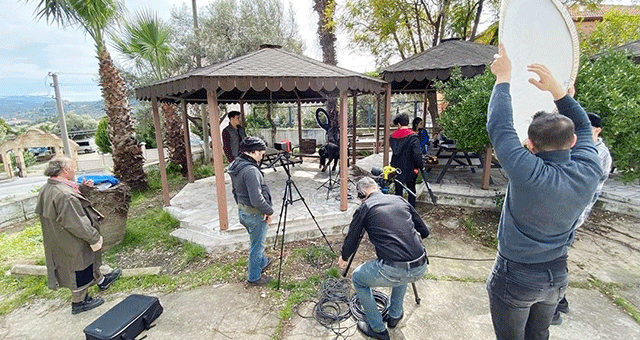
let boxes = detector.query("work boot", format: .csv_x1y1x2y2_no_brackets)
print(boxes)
261,257,273,273
247,275,273,286
97,268,122,290
71,295,104,315
356,321,390,340
384,312,404,328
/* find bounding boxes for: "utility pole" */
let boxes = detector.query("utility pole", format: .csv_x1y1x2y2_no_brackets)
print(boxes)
50,72,72,157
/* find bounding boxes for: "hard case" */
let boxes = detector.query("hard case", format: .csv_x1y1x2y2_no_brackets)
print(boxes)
83,294,163,340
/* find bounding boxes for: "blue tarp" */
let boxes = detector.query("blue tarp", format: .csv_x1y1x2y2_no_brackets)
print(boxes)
77,175,119,186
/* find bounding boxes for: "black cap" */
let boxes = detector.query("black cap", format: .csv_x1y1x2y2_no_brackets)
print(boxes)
240,137,266,153
587,113,602,128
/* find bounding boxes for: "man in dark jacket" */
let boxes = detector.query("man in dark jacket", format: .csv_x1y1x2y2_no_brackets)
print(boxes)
222,110,247,163
36,157,121,314
390,113,423,207
228,137,274,285
486,45,601,340
337,177,429,340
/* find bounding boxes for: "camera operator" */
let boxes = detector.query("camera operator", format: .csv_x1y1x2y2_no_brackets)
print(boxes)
390,113,423,207
228,137,274,286
337,177,430,340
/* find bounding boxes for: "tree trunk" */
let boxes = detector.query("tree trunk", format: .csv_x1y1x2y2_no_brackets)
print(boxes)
314,0,340,144
98,49,148,191
162,103,188,174
470,0,484,41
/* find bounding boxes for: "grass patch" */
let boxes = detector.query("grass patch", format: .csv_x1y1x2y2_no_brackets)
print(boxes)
0,223,45,264
293,245,336,268
461,214,498,249
272,274,324,340
107,209,180,254
0,271,68,316
181,242,206,263
585,279,640,325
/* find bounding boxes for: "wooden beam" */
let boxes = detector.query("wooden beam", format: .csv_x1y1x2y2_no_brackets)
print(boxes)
383,84,391,167
339,90,349,211
151,97,170,206
207,90,229,231
351,93,357,166
297,99,302,160
423,90,428,130
182,100,195,183
239,100,247,133
375,94,380,154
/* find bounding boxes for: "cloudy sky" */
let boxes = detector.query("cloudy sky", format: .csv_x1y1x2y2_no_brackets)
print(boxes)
0,0,378,102
0,0,634,102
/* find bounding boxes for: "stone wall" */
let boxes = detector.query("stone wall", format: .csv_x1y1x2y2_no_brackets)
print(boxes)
0,194,38,229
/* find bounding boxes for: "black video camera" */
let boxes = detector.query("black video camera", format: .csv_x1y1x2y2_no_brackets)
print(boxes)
274,140,291,153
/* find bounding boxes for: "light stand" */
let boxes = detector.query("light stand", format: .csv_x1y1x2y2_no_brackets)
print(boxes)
316,164,338,200
272,152,335,289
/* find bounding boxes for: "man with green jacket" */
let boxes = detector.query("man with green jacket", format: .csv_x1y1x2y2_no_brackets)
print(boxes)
36,157,121,314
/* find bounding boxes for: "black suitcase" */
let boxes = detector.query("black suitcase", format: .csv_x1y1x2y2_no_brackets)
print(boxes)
83,294,163,340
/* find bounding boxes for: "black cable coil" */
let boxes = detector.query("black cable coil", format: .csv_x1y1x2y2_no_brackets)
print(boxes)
349,289,390,322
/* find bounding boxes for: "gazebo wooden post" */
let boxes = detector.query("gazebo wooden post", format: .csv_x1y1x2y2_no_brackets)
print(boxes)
383,84,392,167
423,90,428,132
481,146,493,190
375,94,380,154
351,93,357,166
427,89,439,134
207,89,229,231
339,90,349,211
151,97,170,206
297,99,302,159
181,100,195,183
240,100,246,131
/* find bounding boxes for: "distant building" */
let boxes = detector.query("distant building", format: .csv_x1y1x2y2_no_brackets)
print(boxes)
569,5,640,37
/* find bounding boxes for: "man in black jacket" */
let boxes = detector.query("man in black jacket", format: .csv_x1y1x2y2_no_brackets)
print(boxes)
390,113,423,207
228,137,274,285
337,177,430,340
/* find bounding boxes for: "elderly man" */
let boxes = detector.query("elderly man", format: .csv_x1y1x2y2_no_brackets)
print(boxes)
228,137,274,285
35,157,121,314
486,45,601,339
338,177,430,340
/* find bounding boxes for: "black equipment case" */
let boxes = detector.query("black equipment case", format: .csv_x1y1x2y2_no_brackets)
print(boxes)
83,294,163,340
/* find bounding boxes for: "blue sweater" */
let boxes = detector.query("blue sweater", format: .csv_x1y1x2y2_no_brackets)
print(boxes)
487,83,601,263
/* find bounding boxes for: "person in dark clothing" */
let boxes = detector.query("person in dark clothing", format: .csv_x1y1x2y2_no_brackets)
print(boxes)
318,142,339,172
337,177,429,340
412,117,430,155
228,137,274,285
390,113,423,207
222,110,247,163
486,44,601,340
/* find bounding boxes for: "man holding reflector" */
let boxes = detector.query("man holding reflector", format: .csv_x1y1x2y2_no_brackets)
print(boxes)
485,44,601,340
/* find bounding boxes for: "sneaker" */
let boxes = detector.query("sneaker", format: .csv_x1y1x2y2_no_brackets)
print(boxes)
261,257,273,273
384,312,404,328
247,275,273,286
550,311,562,326
356,321,390,340
71,295,104,315
97,268,122,290
556,297,569,314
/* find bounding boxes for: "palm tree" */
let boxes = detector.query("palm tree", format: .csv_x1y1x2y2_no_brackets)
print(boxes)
113,10,187,173
27,0,148,191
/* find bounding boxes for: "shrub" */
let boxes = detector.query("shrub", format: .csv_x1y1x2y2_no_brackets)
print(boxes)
95,117,111,154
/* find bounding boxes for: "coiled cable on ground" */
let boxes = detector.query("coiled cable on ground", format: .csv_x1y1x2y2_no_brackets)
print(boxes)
349,289,390,322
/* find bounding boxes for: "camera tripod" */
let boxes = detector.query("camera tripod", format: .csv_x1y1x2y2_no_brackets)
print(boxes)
316,165,338,199
272,152,335,289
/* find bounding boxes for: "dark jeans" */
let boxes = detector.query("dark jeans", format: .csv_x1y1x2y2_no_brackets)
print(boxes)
486,253,568,340
394,176,417,207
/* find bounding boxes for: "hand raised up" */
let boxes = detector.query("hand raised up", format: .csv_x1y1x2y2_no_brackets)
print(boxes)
527,64,567,100
491,43,511,84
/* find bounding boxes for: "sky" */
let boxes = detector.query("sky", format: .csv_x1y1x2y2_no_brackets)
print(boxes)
0,0,635,102
0,0,377,102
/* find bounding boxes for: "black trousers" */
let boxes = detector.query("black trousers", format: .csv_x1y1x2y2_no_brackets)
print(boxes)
394,176,417,207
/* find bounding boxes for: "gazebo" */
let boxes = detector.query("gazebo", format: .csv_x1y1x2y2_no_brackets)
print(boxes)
135,45,387,230
381,39,497,187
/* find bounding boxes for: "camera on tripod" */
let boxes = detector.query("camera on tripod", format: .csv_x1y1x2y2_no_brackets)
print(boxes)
371,166,402,193
274,140,292,153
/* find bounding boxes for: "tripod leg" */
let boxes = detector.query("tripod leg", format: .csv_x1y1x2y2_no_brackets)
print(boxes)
289,180,335,253
273,183,289,249
276,201,288,290
412,282,421,305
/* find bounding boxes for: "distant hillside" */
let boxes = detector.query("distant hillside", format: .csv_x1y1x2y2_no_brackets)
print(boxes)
0,96,105,123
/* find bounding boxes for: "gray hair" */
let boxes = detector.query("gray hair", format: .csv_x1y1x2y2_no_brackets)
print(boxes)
44,157,72,177
356,177,379,193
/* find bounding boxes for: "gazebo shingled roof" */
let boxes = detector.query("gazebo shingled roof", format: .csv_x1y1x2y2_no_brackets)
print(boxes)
381,39,497,93
134,45,388,232
136,45,385,104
